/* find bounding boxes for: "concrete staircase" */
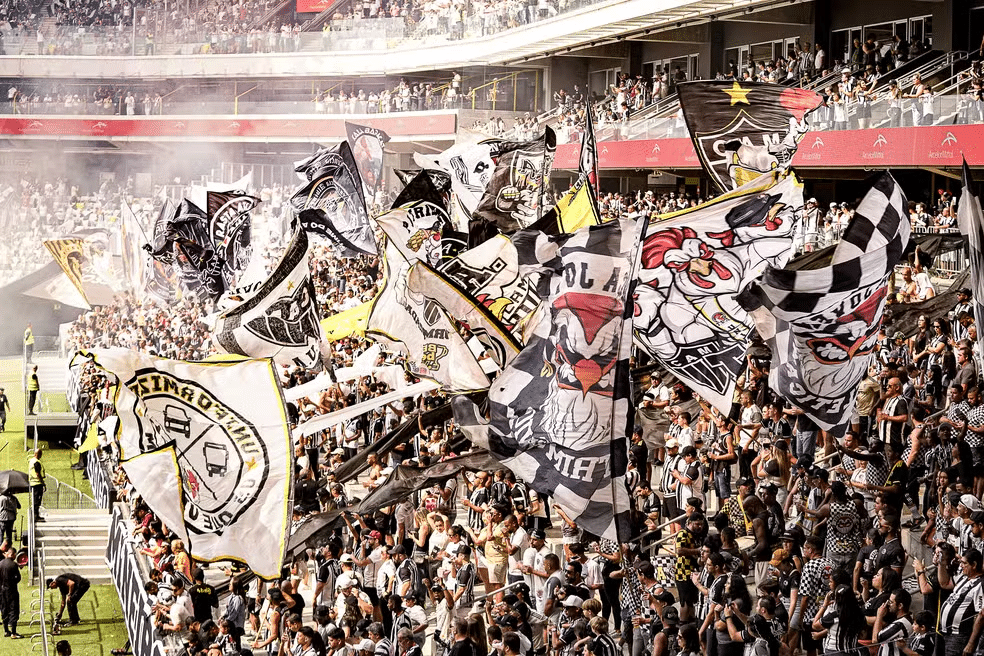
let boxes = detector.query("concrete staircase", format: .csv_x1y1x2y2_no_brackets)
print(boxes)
36,509,113,586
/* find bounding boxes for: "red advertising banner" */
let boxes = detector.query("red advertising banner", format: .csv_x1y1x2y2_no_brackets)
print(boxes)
297,0,334,12
554,125,984,171
0,113,456,140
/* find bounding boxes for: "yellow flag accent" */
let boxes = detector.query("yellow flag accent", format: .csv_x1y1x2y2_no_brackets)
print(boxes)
321,301,372,342
552,178,601,232
77,421,101,453
723,81,751,105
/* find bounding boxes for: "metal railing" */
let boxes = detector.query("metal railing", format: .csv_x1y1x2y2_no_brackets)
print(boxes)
29,548,51,656
41,474,100,511
28,483,36,583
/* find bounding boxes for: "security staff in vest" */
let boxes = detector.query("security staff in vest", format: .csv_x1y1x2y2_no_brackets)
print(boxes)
27,365,38,415
28,449,45,523
23,323,33,363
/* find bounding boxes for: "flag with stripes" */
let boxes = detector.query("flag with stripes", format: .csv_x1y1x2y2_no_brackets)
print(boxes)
453,218,642,540
579,109,598,188
738,172,910,436
958,160,984,367
633,171,803,413
532,176,602,236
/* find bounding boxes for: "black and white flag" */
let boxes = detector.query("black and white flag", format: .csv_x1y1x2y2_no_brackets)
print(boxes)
145,199,227,302
212,229,323,369
738,172,910,436
453,219,641,540
346,122,390,201
473,127,557,238
958,160,984,366
290,142,376,257
633,171,802,413
207,190,259,284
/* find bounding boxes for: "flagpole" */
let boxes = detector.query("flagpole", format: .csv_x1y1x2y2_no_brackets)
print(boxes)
608,214,648,543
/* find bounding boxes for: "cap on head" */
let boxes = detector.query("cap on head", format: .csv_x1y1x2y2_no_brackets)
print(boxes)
960,494,982,512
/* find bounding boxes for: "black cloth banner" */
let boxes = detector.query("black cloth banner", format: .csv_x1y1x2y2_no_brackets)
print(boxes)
106,505,169,656
677,81,822,192
290,142,376,257
331,401,457,483
355,451,503,514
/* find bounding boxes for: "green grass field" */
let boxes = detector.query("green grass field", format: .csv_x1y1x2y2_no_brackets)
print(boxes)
0,357,129,656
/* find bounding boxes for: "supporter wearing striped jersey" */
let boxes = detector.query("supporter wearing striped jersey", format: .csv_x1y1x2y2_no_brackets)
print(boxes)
938,548,984,656
872,588,913,656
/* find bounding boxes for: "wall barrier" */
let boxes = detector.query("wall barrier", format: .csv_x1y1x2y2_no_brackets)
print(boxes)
105,505,168,656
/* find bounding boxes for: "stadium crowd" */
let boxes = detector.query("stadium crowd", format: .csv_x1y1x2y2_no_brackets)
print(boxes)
53,161,984,656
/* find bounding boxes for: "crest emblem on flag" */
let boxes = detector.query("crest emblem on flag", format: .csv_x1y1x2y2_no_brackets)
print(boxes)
677,82,822,192
207,191,259,280
129,372,269,534
213,228,323,369
633,171,802,413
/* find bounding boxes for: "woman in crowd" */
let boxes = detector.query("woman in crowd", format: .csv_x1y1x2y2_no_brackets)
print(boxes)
813,584,866,656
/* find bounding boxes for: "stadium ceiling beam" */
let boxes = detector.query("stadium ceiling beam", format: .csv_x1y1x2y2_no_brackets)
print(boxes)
925,167,961,181
555,43,630,58
721,18,811,24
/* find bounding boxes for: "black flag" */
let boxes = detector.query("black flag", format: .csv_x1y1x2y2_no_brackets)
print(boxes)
290,141,376,257
677,81,823,192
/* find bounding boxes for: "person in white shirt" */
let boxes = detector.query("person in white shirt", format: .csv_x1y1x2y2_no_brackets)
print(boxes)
521,529,550,601
402,593,428,646
375,547,396,600
506,516,529,584
162,579,194,632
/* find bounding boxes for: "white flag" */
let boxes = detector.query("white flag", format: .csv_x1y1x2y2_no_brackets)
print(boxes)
72,349,292,579
212,229,323,369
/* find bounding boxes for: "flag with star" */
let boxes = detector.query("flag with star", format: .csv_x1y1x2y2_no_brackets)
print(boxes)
676,81,823,193
737,172,910,437
211,228,324,369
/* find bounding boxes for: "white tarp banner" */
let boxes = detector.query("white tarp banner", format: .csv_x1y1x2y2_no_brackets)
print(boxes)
72,348,293,579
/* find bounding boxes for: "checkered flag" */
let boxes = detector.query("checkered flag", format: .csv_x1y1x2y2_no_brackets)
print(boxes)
738,172,910,437
958,160,984,365
453,218,643,541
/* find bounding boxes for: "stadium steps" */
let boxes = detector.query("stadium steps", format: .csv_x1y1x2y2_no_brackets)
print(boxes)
37,509,113,586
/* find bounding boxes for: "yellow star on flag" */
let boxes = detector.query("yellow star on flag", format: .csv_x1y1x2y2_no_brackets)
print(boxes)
287,280,295,291
723,81,751,105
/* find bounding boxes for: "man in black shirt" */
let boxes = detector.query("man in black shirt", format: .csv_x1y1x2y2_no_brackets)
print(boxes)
189,569,218,624
47,573,91,625
0,388,9,432
0,546,22,638
873,515,906,576
448,618,476,656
